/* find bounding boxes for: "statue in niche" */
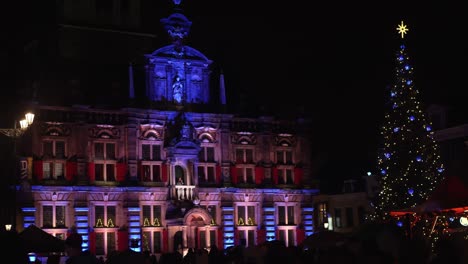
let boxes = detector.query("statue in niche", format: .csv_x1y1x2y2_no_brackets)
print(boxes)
172,75,184,104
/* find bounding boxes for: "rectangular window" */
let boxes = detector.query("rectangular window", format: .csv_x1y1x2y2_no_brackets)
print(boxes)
95,163,116,182
202,205,217,225
43,206,53,228
334,208,342,228
237,205,256,226
142,205,162,227
142,145,151,160
237,229,256,247
55,141,65,159
94,142,116,182
95,231,116,256
42,139,67,180
210,230,216,248
44,141,53,157
198,165,216,183
43,162,65,179
199,146,215,162
276,149,293,164
277,167,294,184
346,207,354,227
95,142,116,160
106,164,115,181
236,148,254,164
42,205,67,228
236,166,255,184
278,229,296,247
142,144,162,161
152,145,161,160
142,231,162,254
200,230,206,248
153,231,161,253
278,205,295,225
317,203,327,227
142,163,162,182
358,206,366,225
95,143,104,159
95,205,117,228
43,140,66,158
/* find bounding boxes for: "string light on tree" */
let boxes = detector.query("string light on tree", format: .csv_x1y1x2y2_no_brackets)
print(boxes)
369,21,444,228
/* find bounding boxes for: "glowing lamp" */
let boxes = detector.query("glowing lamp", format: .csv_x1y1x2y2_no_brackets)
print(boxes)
25,112,35,125
460,217,468,227
28,253,36,263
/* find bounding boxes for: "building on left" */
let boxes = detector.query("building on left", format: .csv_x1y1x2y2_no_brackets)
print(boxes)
7,0,323,258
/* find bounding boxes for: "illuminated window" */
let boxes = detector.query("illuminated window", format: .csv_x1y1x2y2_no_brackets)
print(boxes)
317,202,327,227
142,231,162,253
201,204,217,225
142,205,162,227
94,205,116,228
93,203,117,255
94,142,116,181
236,205,256,226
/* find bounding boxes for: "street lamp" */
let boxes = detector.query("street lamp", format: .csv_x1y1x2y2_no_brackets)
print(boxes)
0,112,35,139
0,112,34,233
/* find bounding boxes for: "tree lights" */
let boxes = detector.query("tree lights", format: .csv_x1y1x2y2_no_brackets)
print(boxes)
371,21,444,223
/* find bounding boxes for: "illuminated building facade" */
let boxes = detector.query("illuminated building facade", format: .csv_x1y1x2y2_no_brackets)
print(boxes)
15,1,318,256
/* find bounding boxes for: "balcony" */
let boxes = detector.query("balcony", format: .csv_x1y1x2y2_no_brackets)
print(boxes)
172,185,196,200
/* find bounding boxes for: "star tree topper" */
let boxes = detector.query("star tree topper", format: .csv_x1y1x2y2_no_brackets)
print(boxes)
396,21,409,38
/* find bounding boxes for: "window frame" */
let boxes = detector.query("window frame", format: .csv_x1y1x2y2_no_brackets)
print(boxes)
235,202,258,226
93,141,117,182
42,138,67,180
39,201,69,229
276,202,298,226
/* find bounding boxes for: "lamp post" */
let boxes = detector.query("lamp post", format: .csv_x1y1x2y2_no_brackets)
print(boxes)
0,112,34,232
0,112,35,139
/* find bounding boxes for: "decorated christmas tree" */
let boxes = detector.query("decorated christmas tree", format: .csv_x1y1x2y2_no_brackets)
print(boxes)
371,21,444,222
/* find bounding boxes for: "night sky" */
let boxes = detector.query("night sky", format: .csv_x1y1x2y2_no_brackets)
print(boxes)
4,1,468,193
179,1,468,192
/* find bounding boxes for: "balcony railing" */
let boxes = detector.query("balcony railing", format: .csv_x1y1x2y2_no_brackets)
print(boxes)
172,185,196,200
